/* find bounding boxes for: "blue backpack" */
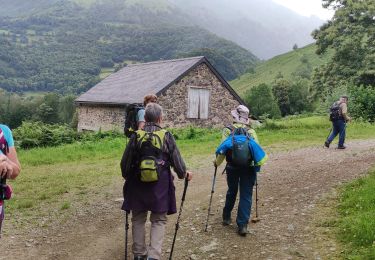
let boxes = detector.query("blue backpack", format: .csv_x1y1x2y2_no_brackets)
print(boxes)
231,127,253,167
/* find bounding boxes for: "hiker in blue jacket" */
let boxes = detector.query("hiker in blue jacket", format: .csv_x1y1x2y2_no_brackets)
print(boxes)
214,106,267,236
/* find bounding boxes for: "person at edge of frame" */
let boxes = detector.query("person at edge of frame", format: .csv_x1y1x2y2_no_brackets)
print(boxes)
0,123,21,236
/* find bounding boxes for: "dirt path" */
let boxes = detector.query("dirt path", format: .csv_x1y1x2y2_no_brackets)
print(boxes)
1,140,375,260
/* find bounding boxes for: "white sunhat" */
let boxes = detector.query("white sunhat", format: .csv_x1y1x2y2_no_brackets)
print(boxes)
231,105,250,125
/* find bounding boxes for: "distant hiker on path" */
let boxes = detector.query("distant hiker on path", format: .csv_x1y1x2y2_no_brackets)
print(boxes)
0,124,21,236
325,96,351,149
124,94,158,138
137,94,158,130
214,105,267,236
120,103,193,260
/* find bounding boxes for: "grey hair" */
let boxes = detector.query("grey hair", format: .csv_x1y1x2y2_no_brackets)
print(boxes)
145,102,163,123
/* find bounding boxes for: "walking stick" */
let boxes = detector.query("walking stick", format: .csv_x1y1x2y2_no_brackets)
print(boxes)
169,177,189,260
204,166,218,232
0,177,7,236
251,179,260,223
124,211,129,260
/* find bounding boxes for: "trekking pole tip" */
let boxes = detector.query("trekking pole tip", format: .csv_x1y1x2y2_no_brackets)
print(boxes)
251,217,260,223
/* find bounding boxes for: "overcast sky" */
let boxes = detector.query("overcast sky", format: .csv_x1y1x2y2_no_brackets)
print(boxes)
272,0,335,20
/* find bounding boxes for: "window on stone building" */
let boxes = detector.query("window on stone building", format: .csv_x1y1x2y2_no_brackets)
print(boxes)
187,87,210,119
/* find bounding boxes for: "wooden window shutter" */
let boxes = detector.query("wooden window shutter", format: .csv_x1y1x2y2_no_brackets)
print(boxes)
199,89,210,119
187,88,200,118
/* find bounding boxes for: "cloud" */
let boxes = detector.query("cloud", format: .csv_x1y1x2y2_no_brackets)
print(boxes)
272,0,334,20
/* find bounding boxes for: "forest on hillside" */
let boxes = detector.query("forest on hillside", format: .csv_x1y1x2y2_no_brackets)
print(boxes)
0,0,257,94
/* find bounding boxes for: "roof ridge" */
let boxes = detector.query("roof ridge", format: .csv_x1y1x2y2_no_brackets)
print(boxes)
127,56,205,67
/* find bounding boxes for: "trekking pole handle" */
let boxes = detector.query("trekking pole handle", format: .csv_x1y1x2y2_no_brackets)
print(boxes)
212,166,218,193
181,176,189,202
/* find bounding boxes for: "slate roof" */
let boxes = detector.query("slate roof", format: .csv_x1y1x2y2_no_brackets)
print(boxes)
76,56,243,105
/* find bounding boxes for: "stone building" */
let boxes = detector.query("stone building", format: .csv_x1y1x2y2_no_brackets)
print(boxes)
75,56,244,131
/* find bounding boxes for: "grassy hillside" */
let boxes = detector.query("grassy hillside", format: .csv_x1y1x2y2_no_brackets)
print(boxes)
231,44,332,96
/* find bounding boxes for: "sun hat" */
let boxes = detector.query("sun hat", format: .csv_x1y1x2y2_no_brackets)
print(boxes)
231,105,250,125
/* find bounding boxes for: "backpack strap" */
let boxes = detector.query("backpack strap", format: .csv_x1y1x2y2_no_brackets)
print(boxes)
225,124,235,132
136,129,167,150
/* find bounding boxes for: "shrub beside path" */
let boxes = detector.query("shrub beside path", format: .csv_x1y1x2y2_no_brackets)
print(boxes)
1,139,375,259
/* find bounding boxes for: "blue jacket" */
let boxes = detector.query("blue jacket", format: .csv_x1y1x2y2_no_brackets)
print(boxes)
216,135,268,169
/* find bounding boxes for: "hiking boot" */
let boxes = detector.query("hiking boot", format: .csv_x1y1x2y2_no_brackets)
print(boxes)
324,141,330,148
134,256,147,260
337,145,346,149
222,218,231,226
238,225,248,237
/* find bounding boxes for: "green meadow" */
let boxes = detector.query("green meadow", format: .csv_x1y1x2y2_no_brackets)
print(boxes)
4,116,375,257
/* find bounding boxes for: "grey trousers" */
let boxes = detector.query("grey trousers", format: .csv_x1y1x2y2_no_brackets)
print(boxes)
132,211,167,259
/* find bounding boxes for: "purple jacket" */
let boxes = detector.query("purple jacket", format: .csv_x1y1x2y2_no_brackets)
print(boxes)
120,123,187,214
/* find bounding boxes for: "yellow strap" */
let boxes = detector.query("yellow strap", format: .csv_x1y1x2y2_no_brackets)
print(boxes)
136,129,167,149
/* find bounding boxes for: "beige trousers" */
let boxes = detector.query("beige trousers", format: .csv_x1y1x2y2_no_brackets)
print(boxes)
132,211,167,259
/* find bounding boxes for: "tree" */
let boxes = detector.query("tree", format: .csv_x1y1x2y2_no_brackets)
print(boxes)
59,94,76,124
312,0,375,95
272,79,292,116
312,0,375,120
293,43,298,50
349,85,375,122
288,78,314,114
244,84,281,119
36,93,60,123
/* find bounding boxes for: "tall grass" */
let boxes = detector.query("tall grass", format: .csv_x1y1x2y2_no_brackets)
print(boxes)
336,169,375,259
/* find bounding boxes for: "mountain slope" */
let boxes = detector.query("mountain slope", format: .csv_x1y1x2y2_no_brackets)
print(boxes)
0,0,258,93
0,0,61,17
230,44,332,96
171,0,324,59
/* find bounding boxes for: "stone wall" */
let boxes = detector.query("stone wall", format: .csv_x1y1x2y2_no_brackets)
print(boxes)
158,63,241,128
77,62,241,131
77,104,125,132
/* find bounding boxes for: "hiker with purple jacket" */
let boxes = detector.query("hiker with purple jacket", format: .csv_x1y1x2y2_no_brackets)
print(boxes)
120,103,193,260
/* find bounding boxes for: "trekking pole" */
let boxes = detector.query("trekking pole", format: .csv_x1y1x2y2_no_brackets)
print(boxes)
124,210,129,260
169,177,189,260
251,179,260,223
0,177,6,236
204,166,218,232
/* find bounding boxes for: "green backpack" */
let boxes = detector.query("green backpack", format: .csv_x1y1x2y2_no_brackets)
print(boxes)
135,129,167,182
